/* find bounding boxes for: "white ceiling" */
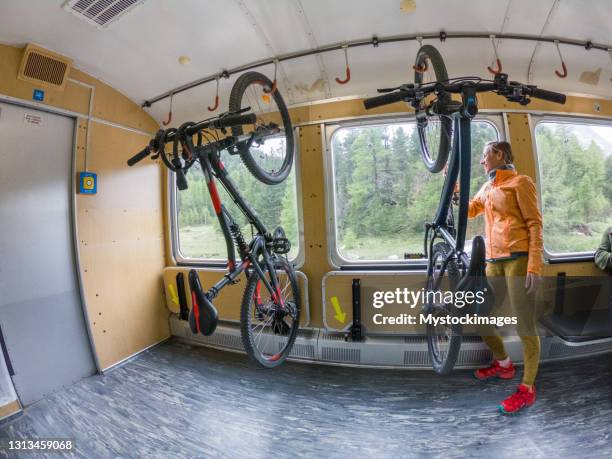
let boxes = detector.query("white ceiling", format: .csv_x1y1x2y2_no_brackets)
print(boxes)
1,0,611,126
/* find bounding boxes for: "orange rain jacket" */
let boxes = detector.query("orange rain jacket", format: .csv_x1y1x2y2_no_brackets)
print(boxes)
468,168,544,275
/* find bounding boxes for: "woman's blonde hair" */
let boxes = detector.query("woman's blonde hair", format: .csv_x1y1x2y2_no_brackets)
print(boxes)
485,141,514,164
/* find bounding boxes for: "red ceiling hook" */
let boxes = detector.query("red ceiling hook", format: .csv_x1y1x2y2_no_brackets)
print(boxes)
263,59,279,94
413,37,428,73
554,40,568,78
162,93,173,126
487,35,503,75
335,45,351,84
208,77,220,112
413,61,429,73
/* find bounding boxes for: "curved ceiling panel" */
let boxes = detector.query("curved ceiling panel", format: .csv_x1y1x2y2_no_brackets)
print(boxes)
0,0,610,126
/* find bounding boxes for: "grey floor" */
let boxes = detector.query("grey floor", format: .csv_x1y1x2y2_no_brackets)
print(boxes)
1,339,611,458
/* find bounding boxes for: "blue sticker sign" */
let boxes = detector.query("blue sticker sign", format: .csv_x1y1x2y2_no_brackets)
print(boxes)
33,89,45,101
79,172,97,194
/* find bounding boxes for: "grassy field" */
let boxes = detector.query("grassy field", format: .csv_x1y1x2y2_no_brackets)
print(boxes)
179,224,299,260
179,225,228,259
339,234,425,261
179,222,609,261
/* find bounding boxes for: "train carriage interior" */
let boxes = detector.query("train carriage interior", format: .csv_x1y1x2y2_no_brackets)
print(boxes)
0,0,611,457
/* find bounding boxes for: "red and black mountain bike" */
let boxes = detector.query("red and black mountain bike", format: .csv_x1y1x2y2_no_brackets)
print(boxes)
128,72,299,368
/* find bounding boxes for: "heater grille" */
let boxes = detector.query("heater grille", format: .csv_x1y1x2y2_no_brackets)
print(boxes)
62,0,147,28
18,45,72,90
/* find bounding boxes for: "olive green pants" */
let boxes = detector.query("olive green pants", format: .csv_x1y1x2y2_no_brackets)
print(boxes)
478,256,541,387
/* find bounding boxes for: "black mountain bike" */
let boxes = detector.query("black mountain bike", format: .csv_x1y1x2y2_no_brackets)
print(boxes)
128,71,299,368
364,45,566,374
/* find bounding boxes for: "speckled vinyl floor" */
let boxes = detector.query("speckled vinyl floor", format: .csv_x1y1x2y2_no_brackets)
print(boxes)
1,339,611,458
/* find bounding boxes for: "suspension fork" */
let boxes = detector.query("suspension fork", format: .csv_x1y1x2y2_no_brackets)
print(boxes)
249,238,284,307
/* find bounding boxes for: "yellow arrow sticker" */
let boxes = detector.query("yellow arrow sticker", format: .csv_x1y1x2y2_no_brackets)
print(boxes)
168,284,179,305
330,296,346,324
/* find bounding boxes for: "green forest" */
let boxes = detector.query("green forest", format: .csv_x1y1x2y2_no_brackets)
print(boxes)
177,146,298,260
176,121,611,261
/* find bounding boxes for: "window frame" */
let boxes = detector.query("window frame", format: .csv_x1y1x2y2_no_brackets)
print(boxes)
530,114,612,262
323,113,505,269
169,127,305,268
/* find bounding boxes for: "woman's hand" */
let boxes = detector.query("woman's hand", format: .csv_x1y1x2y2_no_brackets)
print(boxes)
525,272,541,295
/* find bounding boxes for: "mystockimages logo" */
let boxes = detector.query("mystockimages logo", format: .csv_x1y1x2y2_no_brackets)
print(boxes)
372,287,486,309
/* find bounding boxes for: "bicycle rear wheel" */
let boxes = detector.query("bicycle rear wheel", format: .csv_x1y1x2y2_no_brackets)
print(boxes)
240,256,300,368
424,241,462,375
229,71,294,185
414,45,453,173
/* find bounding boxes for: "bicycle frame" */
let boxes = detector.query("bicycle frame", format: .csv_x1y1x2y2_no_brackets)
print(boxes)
426,88,480,272
191,146,282,303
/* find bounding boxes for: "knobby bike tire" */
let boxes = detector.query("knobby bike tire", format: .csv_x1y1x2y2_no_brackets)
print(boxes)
414,45,453,173
229,71,295,185
425,241,462,375
240,256,301,368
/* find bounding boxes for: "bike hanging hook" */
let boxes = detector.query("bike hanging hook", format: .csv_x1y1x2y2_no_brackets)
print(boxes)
335,44,351,84
208,77,220,112
263,59,279,94
487,35,503,75
413,36,428,73
554,40,568,78
162,93,173,126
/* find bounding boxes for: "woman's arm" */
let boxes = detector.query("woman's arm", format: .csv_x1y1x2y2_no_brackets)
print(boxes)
515,176,544,275
467,182,489,219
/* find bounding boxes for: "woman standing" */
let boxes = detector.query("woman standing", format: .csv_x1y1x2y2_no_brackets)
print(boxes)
467,140,543,415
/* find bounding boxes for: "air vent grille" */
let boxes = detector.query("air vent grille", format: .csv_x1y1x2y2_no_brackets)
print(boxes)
62,0,147,28
321,347,360,363
281,343,315,360
403,350,430,366
18,45,72,90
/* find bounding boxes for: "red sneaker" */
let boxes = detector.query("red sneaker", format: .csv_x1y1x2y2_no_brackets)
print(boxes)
474,360,516,380
499,384,536,415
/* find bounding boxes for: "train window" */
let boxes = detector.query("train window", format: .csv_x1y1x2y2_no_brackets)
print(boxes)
534,119,612,255
328,119,500,264
173,149,302,264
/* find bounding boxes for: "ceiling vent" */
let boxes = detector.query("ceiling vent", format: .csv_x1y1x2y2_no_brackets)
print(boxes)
18,44,73,90
62,0,148,28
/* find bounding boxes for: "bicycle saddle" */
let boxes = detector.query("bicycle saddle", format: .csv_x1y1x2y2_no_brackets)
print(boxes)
188,269,219,336
456,235,495,316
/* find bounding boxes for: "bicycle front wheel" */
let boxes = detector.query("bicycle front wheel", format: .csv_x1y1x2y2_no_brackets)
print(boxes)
229,71,294,185
240,256,300,368
414,45,453,173
424,241,462,375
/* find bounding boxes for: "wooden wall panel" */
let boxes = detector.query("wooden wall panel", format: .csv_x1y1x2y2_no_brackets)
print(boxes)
76,122,167,369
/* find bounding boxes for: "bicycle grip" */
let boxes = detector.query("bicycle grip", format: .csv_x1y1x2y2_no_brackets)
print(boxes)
363,91,405,110
530,88,566,105
127,147,150,166
175,168,188,191
211,113,257,129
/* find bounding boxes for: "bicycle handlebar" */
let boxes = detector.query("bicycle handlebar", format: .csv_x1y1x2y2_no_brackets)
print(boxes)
527,87,566,104
363,74,566,110
126,111,257,167
127,147,150,166
363,90,409,110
